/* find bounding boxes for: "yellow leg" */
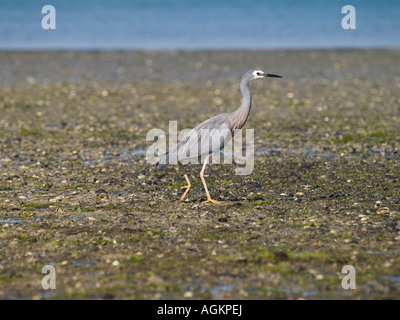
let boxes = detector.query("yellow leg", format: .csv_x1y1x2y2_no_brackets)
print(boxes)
200,155,222,204
178,162,191,201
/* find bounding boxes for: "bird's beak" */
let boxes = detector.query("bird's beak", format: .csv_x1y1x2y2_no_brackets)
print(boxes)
266,73,282,78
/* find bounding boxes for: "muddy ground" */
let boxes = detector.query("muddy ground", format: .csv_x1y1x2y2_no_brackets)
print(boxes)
0,50,399,299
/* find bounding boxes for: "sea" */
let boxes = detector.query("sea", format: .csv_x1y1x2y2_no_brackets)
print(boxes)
0,0,399,50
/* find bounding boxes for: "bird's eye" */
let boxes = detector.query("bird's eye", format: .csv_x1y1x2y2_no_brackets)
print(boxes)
256,72,261,76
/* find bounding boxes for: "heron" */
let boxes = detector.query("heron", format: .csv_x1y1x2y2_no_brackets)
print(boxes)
156,69,282,203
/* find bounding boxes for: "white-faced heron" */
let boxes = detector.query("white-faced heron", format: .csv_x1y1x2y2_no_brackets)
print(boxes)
157,69,282,203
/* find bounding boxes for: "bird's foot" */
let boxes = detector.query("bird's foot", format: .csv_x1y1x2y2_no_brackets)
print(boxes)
179,185,191,201
202,198,222,204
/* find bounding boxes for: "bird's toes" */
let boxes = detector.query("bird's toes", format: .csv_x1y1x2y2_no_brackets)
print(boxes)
202,199,223,204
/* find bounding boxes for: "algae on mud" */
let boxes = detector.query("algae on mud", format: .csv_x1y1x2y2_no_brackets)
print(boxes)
0,50,399,299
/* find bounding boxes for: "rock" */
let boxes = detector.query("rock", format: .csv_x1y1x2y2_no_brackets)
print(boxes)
112,260,120,267
377,207,390,214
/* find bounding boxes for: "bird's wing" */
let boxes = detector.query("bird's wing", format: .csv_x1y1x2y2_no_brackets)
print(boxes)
169,113,233,164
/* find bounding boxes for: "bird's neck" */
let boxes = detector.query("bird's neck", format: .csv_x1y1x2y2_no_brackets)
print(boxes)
239,79,252,110
232,79,252,128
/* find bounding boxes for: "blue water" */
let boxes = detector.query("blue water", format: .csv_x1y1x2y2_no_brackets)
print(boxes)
0,0,399,49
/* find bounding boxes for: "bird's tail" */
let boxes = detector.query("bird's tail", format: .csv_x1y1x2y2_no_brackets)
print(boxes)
156,153,169,169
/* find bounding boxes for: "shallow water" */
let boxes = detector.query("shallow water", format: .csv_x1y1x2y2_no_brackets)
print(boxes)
0,217,24,224
1,0,399,49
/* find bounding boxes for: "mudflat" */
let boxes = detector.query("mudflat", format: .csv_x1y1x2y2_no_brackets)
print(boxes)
0,50,399,299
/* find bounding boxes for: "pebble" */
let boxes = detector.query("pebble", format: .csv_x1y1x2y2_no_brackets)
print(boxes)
112,260,120,267
316,274,324,280
377,207,390,214
9,240,19,248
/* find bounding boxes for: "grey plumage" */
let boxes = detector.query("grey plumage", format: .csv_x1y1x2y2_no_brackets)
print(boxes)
156,113,231,168
156,69,282,169
156,69,282,203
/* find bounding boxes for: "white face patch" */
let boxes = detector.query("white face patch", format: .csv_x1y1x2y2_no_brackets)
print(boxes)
251,70,265,79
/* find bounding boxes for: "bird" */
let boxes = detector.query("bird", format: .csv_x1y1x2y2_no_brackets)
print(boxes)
156,69,282,203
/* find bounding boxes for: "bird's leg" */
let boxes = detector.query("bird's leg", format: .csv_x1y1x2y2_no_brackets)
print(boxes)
200,156,222,204
178,162,191,201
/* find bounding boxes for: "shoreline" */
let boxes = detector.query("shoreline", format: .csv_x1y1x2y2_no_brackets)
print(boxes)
1,46,400,51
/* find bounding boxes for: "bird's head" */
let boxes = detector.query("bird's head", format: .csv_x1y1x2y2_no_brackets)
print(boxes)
245,69,282,81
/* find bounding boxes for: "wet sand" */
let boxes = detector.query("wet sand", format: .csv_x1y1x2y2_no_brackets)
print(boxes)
0,50,399,299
